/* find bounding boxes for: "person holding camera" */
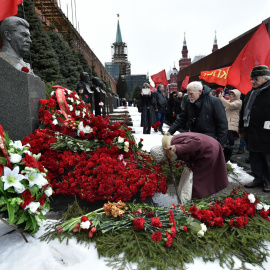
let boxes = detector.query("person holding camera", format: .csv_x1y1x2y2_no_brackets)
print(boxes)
165,81,228,148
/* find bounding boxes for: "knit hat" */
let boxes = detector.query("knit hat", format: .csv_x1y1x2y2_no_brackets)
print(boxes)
215,87,223,95
250,65,270,77
150,135,177,163
150,146,167,163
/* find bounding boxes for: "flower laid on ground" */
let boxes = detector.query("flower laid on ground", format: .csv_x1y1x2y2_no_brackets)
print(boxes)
44,201,199,248
99,101,104,106
22,87,168,202
0,127,52,233
152,121,161,132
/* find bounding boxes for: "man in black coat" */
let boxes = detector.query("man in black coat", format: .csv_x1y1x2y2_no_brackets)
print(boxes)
173,91,183,118
239,65,270,192
165,81,228,147
154,84,167,132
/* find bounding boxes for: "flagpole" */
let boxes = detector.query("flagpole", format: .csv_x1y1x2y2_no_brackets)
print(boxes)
22,0,25,19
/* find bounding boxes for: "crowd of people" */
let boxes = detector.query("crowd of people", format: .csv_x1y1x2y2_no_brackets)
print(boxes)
138,65,270,198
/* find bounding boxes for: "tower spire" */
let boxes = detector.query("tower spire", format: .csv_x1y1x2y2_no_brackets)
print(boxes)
116,14,122,44
212,30,218,53
183,32,186,46
179,32,191,70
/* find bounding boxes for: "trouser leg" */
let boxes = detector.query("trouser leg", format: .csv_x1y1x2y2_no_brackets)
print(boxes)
250,151,265,184
262,153,270,186
227,130,235,147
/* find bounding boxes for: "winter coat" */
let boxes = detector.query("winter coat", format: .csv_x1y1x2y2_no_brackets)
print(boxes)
168,85,228,147
220,89,242,132
173,97,183,114
171,133,229,199
239,80,270,153
140,94,157,128
154,90,167,114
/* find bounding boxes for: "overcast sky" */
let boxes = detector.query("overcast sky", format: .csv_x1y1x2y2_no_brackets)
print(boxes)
59,0,270,78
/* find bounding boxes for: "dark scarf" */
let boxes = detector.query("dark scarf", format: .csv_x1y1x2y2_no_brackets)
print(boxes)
243,80,270,127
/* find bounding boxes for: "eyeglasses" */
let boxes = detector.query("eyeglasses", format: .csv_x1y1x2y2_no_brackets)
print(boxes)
250,77,260,82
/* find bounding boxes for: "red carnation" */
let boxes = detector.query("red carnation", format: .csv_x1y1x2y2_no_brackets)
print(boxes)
235,217,244,228
229,218,234,226
170,226,177,238
213,217,224,227
151,231,162,242
39,194,46,206
20,189,35,209
151,217,162,228
165,232,173,247
183,226,188,232
22,153,45,173
133,217,145,230
81,216,88,222
21,66,29,73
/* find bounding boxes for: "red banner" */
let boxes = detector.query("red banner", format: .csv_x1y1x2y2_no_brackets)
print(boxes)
151,69,168,86
199,66,231,86
227,22,270,94
0,125,12,173
53,85,73,120
0,0,23,21
181,76,190,90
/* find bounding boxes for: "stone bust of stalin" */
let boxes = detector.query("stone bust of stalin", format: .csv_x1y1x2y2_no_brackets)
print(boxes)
0,16,34,75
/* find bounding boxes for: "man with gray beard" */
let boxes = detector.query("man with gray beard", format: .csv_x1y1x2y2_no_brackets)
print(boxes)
165,81,228,147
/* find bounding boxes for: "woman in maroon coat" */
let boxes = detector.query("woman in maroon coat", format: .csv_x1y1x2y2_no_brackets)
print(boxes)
158,133,228,199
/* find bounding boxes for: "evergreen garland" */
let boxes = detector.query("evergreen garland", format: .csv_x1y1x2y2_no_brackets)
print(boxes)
40,199,270,270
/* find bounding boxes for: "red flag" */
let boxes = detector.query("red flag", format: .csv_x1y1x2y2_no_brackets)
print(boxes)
181,76,190,90
0,0,23,21
227,22,270,94
150,84,155,92
151,69,168,87
199,67,230,87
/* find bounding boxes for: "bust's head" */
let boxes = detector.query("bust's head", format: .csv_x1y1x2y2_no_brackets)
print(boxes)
80,72,90,83
0,16,31,58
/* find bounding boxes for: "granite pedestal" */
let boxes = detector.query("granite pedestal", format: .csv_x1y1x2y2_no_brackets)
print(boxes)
0,58,45,140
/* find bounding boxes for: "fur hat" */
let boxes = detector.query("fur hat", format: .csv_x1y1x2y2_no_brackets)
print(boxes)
150,135,177,163
250,65,270,77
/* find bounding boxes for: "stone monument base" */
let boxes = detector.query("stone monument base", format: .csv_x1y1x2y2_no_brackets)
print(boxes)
0,58,45,140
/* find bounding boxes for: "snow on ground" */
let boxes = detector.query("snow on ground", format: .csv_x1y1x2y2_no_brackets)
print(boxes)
0,106,269,270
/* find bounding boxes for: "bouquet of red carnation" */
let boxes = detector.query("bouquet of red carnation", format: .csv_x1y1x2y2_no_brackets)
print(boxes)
152,121,161,132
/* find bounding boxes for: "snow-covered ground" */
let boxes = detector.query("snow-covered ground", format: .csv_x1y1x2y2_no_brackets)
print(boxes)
0,106,268,270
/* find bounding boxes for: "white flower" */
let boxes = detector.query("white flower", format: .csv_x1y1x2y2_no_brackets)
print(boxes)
75,110,81,116
124,141,129,152
25,172,48,188
69,105,73,112
50,91,55,96
68,98,74,103
76,100,80,105
23,150,32,155
10,153,22,163
14,182,26,193
1,166,25,191
200,223,207,233
118,154,124,161
84,125,93,134
118,137,124,143
80,220,91,229
248,194,256,204
53,119,58,125
82,112,86,118
264,205,270,211
35,215,44,226
41,207,49,216
10,140,23,150
122,161,127,166
197,230,204,237
256,203,263,211
25,201,40,213
45,187,53,197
